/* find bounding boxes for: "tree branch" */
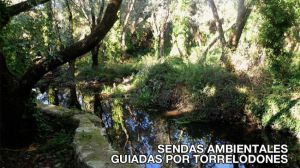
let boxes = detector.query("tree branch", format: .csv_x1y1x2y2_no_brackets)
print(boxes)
6,0,50,18
207,0,227,63
207,0,226,46
21,0,122,90
203,22,236,57
229,0,253,49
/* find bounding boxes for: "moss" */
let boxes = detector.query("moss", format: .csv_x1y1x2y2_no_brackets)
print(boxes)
74,129,107,147
36,105,135,167
72,112,140,168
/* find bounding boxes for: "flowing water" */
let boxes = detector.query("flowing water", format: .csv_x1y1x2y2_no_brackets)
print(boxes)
35,88,299,168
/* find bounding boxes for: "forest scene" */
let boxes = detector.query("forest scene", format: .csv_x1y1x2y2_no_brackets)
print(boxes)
0,0,300,167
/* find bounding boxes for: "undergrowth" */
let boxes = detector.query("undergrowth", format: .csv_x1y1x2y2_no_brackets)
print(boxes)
98,54,300,137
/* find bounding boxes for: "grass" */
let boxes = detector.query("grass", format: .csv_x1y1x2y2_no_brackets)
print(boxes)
249,82,300,137
73,49,300,138
76,60,139,82
98,56,248,124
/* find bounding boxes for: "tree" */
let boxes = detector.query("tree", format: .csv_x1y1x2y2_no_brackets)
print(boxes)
258,0,299,79
204,0,254,69
149,0,171,57
0,0,50,29
0,0,122,147
72,0,105,68
120,0,136,59
119,0,150,59
229,0,253,49
207,0,227,62
65,0,81,109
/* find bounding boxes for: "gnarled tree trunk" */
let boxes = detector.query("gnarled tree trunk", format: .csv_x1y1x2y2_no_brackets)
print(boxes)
0,53,36,147
0,0,122,147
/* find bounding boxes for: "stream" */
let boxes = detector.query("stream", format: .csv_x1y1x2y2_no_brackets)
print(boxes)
35,87,299,168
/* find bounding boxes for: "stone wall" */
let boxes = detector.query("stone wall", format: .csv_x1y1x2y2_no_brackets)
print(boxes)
38,104,139,168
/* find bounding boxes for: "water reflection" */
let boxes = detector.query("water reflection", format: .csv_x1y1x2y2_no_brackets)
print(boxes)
35,88,298,168
36,87,90,111
36,91,50,105
99,103,248,168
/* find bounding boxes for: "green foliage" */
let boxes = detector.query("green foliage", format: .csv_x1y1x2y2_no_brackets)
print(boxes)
38,130,73,153
125,28,154,57
133,88,153,107
267,52,294,79
0,1,8,27
33,106,77,139
290,53,300,79
111,98,125,131
259,0,298,52
128,56,247,122
259,0,300,80
102,21,122,61
250,83,300,135
171,0,193,55
33,110,55,137
77,61,138,81
2,0,300,152
2,8,55,76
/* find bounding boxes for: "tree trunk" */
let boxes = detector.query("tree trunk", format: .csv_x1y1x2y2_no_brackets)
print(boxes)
208,0,227,62
94,93,103,118
91,45,100,68
53,88,60,105
121,30,127,58
208,0,226,47
69,85,81,109
208,0,233,70
229,0,252,49
92,0,105,66
65,0,81,109
68,60,81,109
0,0,122,147
0,53,36,147
159,32,165,57
155,36,161,58
203,22,236,58
120,0,136,59
0,89,36,148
